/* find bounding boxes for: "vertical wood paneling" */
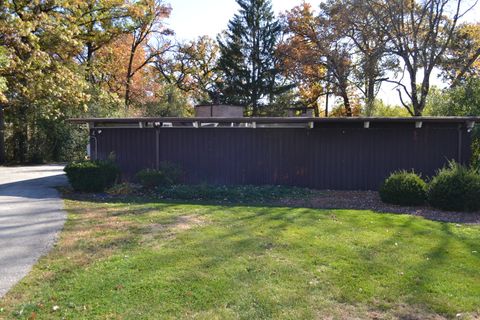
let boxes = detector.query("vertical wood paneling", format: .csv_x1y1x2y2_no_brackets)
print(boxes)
93,123,472,190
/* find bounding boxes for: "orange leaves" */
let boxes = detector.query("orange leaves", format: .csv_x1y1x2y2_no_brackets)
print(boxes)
95,33,158,106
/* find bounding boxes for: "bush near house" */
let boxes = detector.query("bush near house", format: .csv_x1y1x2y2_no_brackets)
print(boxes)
428,162,480,212
64,160,120,192
136,162,183,189
379,171,427,206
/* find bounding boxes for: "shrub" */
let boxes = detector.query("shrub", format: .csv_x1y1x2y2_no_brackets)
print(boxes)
136,162,183,189
159,161,183,185
136,169,169,189
472,136,480,170
428,162,480,212
106,183,140,196
64,160,120,192
379,171,427,206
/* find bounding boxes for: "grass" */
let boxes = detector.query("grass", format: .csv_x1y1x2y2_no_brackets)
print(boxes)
1,197,479,319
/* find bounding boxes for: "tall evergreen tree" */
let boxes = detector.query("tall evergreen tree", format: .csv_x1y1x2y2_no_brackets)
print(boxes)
217,0,287,116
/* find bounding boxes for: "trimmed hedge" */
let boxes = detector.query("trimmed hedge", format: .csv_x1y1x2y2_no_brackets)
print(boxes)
136,162,183,189
428,163,480,212
379,171,427,206
64,160,119,192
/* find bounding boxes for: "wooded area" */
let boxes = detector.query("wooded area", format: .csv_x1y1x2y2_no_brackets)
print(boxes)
0,0,479,163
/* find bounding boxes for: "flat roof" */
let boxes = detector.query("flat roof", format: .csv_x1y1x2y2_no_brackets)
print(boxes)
68,116,480,125
195,104,245,108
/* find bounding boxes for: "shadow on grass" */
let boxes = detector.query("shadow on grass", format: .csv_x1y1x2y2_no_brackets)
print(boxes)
48,191,480,318
60,187,480,225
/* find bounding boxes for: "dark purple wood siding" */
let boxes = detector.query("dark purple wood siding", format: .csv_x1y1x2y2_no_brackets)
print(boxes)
91,122,472,190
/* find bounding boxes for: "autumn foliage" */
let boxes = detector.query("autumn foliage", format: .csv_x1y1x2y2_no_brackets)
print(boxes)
0,0,479,163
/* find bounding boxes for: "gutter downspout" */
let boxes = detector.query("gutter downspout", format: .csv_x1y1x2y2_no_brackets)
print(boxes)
156,129,160,170
90,134,98,161
88,123,99,161
457,124,463,164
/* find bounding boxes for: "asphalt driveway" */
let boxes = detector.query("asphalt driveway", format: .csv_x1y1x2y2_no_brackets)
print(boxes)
0,165,67,298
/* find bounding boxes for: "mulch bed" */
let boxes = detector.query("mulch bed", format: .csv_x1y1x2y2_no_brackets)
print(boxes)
281,190,480,224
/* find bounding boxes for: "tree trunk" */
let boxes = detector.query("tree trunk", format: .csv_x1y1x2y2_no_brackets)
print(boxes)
339,77,352,117
451,47,480,88
125,44,136,110
314,102,320,117
15,105,28,163
365,74,376,116
86,42,94,83
325,79,330,117
408,69,421,116
251,50,258,116
0,103,5,164
342,92,352,117
124,76,132,109
417,74,431,116
251,9,259,117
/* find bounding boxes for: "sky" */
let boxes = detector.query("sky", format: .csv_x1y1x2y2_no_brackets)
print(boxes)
168,0,323,41
167,0,480,106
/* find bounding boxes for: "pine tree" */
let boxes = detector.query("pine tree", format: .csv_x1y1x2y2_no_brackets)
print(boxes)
217,0,287,116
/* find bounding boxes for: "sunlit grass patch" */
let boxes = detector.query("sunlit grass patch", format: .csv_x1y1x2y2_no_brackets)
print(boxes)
1,198,479,319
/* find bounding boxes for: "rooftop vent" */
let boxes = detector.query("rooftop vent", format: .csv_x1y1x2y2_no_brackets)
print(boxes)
194,104,245,118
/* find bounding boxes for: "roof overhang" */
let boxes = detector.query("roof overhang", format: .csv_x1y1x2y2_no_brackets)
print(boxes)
69,116,480,126
69,117,480,131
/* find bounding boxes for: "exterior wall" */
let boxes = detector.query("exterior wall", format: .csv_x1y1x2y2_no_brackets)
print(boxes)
91,123,472,190
92,128,157,177
194,105,245,117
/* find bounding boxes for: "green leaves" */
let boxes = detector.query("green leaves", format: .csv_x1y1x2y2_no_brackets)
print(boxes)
428,162,480,212
426,78,480,117
216,0,287,114
0,47,7,102
379,171,428,206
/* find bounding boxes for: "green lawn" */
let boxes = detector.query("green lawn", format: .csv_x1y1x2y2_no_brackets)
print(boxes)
1,198,479,319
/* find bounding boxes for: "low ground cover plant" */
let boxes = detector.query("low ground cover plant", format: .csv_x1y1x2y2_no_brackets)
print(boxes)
428,162,480,212
106,182,140,196
158,184,314,203
136,162,183,189
64,160,119,192
379,171,427,206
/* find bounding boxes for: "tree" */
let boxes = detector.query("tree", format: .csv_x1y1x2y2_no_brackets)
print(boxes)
0,0,89,163
321,0,396,113
124,0,172,108
0,48,6,99
426,79,480,116
277,6,326,116
154,36,222,104
281,3,355,116
73,0,132,81
441,22,480,87
143,83,193,117
0,0,180,163
93,33,162,111
424,79,480,168
217,0,288,115
366,99,411,117
366,0,476,116
0,47,7,164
